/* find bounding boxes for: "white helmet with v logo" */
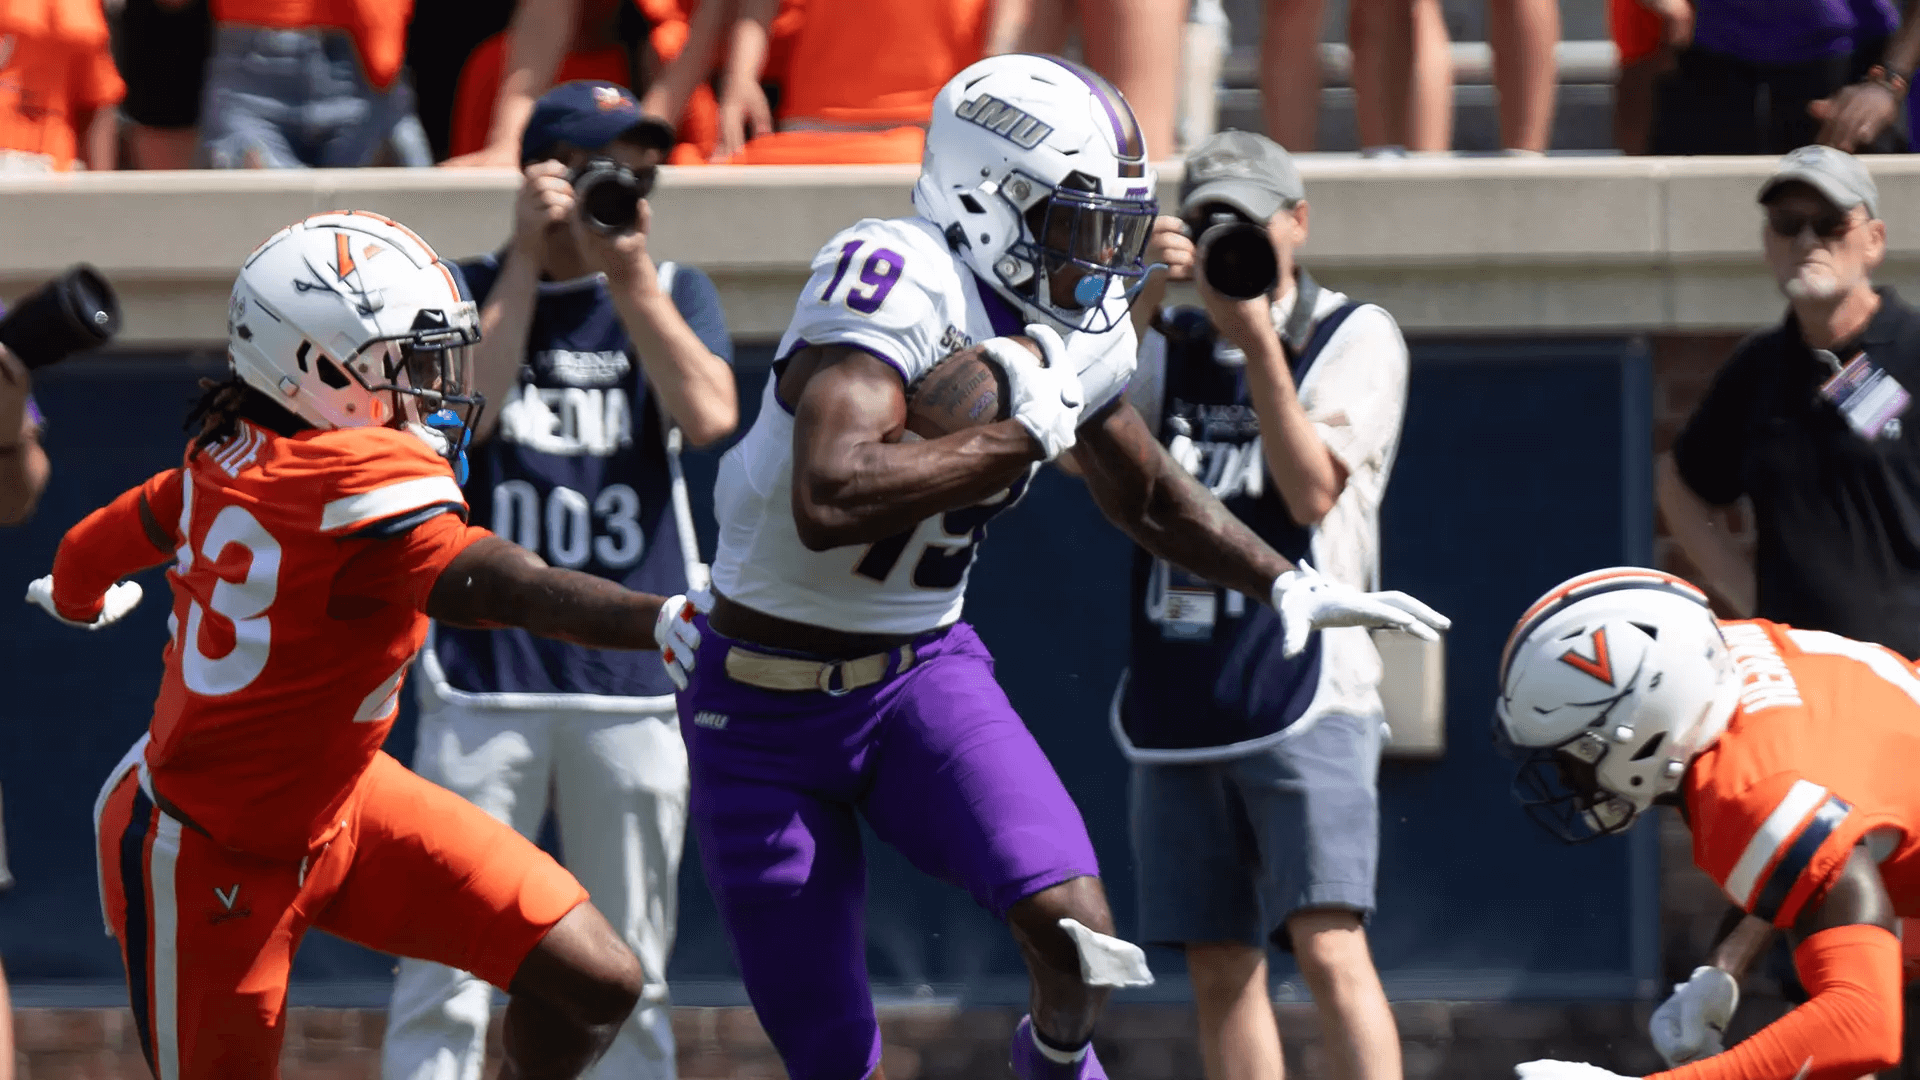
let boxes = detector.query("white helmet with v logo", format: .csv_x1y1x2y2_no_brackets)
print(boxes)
1494,567,1740,842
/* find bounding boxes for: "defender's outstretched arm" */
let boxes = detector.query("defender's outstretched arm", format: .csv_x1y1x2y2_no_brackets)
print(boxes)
428,536,682,654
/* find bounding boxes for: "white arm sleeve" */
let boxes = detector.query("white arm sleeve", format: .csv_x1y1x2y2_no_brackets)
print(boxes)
776,218,961,386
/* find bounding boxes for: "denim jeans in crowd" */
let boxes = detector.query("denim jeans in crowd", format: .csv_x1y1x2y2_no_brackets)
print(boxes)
198,25,433,169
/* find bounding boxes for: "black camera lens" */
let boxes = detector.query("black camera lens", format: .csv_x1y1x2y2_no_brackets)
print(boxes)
0,264,121,371
1199,221,1279,301
570,158,645,235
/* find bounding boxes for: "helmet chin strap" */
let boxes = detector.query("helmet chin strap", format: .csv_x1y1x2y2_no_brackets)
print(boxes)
393,376,473,484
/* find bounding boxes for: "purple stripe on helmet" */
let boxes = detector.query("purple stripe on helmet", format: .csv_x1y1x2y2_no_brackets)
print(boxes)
1041,56,1146,174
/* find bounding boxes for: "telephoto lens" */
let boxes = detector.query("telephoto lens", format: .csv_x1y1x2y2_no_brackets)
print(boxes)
0,264,121,370
569,158,654,235
1194,213,1278,301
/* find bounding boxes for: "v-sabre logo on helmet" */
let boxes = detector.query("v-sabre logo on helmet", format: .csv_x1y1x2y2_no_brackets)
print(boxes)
956,94,1053,150
333,233,358,280
1559,627,1615,686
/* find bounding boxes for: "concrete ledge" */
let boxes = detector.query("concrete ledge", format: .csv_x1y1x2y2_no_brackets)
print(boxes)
4,157,1914,343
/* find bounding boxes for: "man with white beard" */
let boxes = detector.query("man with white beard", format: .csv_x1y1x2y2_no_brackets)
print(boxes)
1649,144,1920,1068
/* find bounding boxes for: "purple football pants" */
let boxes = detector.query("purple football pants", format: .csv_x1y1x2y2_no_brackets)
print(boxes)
678,618,1100,1080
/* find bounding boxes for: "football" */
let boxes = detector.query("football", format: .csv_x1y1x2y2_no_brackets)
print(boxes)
905,335,1043,438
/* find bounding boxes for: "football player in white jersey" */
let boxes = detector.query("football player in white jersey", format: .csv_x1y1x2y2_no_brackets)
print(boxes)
674,53,1451,1080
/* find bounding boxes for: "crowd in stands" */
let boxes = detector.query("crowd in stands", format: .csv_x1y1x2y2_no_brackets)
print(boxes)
2,0,1918,173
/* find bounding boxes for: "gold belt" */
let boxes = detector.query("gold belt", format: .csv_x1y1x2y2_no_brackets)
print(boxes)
723,643,918,695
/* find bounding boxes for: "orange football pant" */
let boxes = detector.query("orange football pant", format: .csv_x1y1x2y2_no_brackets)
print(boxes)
97,750,588,1079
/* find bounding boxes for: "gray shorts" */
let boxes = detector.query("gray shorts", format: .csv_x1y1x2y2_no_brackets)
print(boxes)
1131,713,1383,950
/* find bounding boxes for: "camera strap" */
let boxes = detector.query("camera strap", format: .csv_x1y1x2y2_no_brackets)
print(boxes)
650,260,711,593
1279,267,1322,361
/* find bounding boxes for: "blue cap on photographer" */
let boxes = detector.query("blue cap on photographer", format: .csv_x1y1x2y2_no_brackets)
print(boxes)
1180,130,1305,223
521,81,676,166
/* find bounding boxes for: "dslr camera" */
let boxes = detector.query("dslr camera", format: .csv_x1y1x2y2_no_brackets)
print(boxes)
568,158,657,236
0,264,121,370
1183,205,1278,301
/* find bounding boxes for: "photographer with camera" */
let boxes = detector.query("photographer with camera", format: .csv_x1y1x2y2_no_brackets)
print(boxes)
0,264,117,525
1118,129,1413,1080
0,262,118,1080
382,80,736,1080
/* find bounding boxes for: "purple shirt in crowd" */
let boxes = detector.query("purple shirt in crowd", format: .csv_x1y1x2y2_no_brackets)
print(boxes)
1695,0,1898,64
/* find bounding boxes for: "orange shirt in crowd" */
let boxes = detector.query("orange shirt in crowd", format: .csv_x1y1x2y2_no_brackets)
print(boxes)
449,36,635,159
759,0,806,86
0,0,124,170
453,0,726,164
210,0,411,90
728,0,984,165
630,0,720,161
778,0,985,127
1609,0,1664,66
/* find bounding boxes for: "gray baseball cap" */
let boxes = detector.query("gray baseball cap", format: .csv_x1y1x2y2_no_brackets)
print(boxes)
1179,130,1305,223
1758,145,1880,219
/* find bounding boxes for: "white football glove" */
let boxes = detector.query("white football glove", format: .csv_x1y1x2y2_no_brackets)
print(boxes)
1270,561,1450,659
25,575,143,631
982,332,1084,462
655,589,710,691
1650,966,1738,1066
1514,1062,1640,1080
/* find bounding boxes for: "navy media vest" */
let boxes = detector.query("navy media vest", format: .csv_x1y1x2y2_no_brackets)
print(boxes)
1120,281,1362,752
432,254,732,699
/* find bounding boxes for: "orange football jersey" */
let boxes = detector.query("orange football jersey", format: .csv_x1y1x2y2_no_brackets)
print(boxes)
1686,619,1920,930
53,422,488,860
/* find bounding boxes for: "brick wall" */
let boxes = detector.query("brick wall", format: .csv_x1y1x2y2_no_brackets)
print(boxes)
13,1001,1675,1080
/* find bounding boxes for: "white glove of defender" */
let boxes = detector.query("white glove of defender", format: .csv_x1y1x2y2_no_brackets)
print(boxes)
655,589,710,691
1514,1062,1640,1080
1650,966,1738,1066
25,575,143,631
982,330,1084,462
1270,561,1450,659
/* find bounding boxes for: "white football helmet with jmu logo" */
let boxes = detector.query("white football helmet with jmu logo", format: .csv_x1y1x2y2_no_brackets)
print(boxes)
913,53,1159,334
1495,567,1740,842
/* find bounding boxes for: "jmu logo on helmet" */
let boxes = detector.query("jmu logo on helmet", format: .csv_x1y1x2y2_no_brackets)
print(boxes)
1559,627,1615,685
956,94,1054,150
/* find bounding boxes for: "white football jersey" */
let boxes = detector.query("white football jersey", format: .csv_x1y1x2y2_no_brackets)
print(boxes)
712,216,1137,635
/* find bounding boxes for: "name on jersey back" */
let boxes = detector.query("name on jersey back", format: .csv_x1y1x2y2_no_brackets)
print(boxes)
1722,622,1804,713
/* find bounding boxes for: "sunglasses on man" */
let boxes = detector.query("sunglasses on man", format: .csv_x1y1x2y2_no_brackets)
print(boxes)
1766,206,1862,240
